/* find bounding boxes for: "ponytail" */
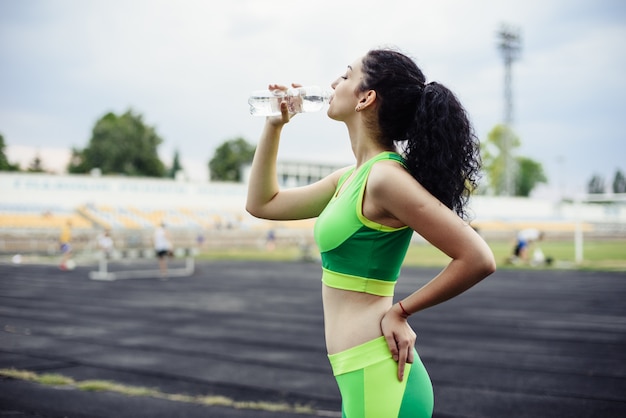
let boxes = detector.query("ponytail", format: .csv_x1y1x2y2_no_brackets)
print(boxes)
360,49,481,220
403,81,481,219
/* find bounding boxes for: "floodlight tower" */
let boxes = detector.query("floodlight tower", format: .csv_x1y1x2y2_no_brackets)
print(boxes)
497,24,521,196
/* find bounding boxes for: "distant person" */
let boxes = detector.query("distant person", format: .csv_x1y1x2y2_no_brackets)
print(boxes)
196,231,205,248
246,48,496,417
97,229,114,259
511,228,545,264
59,219,73,270
153,223,172,277
265,229,276,251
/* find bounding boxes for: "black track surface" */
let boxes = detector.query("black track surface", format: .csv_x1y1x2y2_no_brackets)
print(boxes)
1,260,625,417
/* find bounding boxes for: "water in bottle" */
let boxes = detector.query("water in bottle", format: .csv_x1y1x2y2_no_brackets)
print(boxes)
248,86,331,116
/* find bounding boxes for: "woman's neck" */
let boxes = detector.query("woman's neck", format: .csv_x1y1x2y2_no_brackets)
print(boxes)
347,125,390,167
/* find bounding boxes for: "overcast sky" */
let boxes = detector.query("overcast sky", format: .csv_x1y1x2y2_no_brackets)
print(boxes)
1,0,625,197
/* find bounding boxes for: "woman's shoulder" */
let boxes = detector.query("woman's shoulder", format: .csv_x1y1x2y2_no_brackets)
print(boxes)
369,158,411,183
367,159,429,201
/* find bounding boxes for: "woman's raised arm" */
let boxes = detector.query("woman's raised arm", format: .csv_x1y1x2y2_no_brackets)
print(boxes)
246,97,345,221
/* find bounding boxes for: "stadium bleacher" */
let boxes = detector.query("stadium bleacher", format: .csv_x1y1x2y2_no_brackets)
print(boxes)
0,203,264,231
1,172,624,261
0,204,91,229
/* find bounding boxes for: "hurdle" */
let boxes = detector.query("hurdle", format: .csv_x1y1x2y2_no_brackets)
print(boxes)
89,248,196,281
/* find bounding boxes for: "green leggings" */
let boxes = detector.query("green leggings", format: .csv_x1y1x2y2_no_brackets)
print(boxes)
328,336,433,418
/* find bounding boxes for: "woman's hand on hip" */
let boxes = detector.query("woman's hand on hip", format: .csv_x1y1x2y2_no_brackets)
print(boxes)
381,304,416,381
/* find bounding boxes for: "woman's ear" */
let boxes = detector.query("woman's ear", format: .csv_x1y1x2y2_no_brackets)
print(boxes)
359,90,377,110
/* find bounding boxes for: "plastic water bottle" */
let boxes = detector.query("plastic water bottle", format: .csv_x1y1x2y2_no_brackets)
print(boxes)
248,86,331,116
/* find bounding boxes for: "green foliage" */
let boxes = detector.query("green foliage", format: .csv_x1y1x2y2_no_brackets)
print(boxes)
587,170,626,194
515,157,547,197
208,137,255,182
481,124,546,196
481,124,520,194
612,170,626,193
168,149,183,179
0,133,20,171
587,174,605,194
68,109,165,177
27,153,46,173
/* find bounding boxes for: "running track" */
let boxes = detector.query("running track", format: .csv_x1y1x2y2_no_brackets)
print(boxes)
0,260,625,417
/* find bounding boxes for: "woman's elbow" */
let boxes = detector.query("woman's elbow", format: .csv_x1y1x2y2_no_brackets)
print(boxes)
480,251,497,277
246,200,276,220
245,202,262,219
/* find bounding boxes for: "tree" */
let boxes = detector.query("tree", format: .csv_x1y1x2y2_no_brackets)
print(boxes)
208,137,256,182
587,174,605,194
481,124,546,196
515,157,547,197
27,152,45,173
481,124,520,195
68,109,165,177
169,149,183,179
0,133,20,171
612,170,626,193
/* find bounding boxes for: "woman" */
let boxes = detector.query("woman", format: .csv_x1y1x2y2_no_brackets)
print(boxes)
246,48,496,418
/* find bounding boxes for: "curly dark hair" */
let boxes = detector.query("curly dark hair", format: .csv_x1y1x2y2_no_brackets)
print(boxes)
359,49,481,220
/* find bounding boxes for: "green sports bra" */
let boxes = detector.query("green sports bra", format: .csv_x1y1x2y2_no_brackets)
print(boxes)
314,151,413,297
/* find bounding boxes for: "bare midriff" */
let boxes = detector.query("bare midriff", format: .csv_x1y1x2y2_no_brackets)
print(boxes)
322,283,393,355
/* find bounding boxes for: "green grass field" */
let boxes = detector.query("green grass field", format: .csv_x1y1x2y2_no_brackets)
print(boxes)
405,240,626,271
198,239,626,272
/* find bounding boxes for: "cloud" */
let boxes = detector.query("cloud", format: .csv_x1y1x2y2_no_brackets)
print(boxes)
1,0,625,192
